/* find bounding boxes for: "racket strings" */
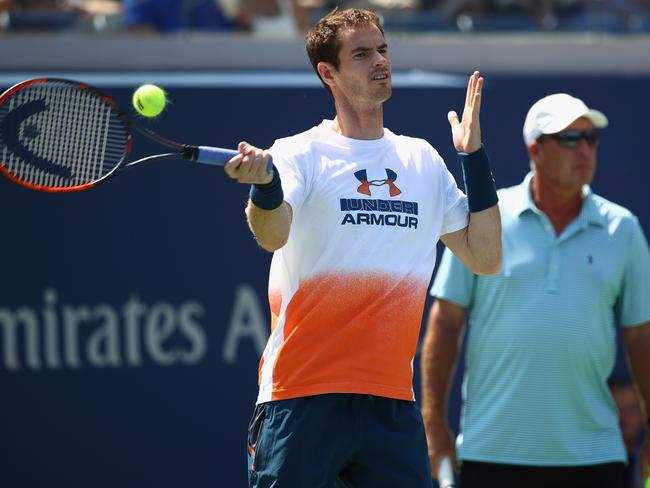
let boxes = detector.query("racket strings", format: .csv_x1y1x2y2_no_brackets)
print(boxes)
0,81,129,188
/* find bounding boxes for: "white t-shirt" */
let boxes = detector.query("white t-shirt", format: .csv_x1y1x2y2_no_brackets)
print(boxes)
257,120,468,403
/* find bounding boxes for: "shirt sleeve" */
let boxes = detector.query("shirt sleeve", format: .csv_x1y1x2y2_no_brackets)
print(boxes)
430,246,476,307
617,219,650,327
440,165,469,236
268,140,309,214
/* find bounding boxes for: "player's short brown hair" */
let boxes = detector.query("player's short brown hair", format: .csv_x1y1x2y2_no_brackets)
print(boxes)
305,8,384,95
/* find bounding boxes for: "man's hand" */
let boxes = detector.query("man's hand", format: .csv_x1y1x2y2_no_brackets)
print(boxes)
449,71,483,154
425,420,458,482
224,141,273,185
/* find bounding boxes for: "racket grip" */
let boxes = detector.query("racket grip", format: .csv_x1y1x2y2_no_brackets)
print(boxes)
195,146,239,166
438,456,455,488
195,146,274,172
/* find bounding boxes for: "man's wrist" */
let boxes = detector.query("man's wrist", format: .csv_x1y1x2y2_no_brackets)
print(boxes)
249,166,283,210
458,144,499,213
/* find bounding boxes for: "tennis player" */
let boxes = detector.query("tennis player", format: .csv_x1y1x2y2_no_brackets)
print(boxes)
225,8,502,487
420,93,650,488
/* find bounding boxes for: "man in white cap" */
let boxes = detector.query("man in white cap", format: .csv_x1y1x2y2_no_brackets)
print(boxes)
420,93,650,487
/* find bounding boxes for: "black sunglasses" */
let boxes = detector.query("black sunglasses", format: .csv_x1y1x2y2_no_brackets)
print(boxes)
538,129,601,148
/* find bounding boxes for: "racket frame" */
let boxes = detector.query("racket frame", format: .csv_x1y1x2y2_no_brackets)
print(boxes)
0,77,199,193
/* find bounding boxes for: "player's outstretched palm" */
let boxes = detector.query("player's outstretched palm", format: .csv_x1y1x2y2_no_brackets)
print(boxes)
448,71,483,154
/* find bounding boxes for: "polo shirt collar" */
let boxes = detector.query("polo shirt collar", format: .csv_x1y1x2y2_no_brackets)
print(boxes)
514,172,606,228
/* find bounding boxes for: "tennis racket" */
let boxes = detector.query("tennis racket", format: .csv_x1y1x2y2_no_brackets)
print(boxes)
0,77,269,193
437,456,455,488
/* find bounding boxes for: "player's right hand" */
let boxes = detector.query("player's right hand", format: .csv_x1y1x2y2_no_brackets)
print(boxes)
224,141,273,185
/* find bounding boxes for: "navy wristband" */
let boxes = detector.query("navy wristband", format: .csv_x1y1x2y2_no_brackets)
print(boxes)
249,166,284,210
459,144,498,213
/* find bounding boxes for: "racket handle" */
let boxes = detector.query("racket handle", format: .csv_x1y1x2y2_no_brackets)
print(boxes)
195,146,273,172
195,146,238,166
438,456,455,488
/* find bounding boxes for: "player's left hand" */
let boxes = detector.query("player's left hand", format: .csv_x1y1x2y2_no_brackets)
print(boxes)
448,70,483,154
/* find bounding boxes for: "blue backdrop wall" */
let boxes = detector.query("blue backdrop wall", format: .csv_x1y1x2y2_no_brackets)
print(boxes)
1,73,648,487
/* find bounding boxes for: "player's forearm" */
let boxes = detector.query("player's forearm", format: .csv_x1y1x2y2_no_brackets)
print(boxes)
420,304,464,426
623,322,650,418
456,145,502,275
466,204,502,275
246,201,292,252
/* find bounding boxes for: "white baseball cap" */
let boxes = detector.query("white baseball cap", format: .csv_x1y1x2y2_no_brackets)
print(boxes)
523,93,608,145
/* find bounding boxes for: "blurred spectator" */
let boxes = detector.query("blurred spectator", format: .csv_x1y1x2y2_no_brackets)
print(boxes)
436,0,590,30
3,0,75,11
123,0,251,34
602,0,650,30
1,0,84,31
433,0,650,32
1,0,122,32
610,376,647,488
296,0,421,27
535,0,588,28
0,0,10,30
243,0,310,35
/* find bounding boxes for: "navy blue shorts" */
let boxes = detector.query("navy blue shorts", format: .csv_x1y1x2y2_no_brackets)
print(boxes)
246,393,432,488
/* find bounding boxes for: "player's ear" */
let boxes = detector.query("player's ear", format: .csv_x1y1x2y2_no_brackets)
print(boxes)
317,62,336,88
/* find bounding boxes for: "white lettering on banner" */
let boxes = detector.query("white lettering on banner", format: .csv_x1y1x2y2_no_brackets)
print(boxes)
178,302,208,364
222,285,268,364
0,288,208,371
87,304,121,368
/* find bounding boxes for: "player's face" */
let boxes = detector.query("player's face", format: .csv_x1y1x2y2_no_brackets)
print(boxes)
533,117,598,191
331,24,391,108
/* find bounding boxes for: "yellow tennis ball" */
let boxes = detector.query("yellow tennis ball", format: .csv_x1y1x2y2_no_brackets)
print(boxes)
132,84,167,117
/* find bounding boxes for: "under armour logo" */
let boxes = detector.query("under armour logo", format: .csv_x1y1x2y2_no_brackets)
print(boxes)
354,168,402,197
